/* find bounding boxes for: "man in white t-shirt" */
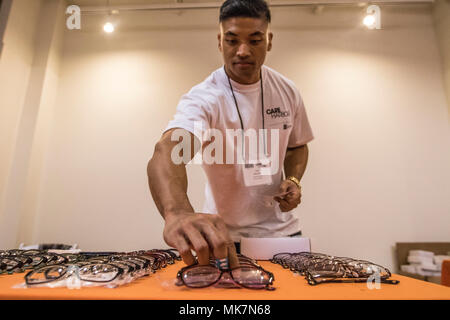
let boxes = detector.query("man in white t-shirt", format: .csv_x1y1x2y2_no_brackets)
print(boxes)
147,0,313,268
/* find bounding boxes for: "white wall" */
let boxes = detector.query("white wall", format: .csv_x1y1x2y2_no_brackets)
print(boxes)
15,0,66,245
34,9,222,252
272,5,450,270
433,0,450,119
0,0,66,248
2,3,449,271
0,0,44,248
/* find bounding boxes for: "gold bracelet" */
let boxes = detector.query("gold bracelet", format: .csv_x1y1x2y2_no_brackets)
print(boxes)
287,176,301,189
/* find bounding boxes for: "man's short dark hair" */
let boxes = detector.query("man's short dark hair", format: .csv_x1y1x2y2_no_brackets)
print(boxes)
219,0,271,23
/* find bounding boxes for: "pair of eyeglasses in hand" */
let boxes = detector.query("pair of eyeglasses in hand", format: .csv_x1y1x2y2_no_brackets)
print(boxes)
176,254,275,290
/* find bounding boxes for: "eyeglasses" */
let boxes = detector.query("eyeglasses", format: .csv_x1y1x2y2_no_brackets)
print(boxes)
13,248,181,288
0,249,72,274
25,263,125,286
271,252,400,285
176,255,275,290
127,249,181,270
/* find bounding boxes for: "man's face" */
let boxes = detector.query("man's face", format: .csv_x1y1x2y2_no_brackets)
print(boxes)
218,17,273,85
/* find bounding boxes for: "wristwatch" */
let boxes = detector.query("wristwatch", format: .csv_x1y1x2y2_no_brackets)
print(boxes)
286,176,301,189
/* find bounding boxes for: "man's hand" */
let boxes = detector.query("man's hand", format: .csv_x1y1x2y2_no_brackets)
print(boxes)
163,211,239,268
274,179,301,212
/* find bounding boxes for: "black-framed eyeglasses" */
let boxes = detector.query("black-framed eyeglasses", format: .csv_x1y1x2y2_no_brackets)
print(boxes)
25,263,126,286
0,248,176,288
1,248,181,275
0,250,71,274
176,262,275,290
271,252,400,286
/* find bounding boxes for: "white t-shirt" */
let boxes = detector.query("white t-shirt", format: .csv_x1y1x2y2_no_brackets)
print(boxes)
165,65,314,241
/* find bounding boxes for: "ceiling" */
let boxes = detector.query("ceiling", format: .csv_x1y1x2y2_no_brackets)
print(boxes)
71,0,224,6
69,0,434,8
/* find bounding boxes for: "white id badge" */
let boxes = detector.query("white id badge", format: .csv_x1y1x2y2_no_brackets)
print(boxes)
243,160,273,187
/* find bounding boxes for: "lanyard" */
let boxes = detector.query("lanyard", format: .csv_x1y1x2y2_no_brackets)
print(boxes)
224,66,267,158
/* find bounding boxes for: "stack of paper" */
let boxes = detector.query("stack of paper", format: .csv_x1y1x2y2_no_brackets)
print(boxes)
400,250,442,277
434,255,450,270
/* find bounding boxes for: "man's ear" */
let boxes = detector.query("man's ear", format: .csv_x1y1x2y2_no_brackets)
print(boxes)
218,33,222,52
267,32,273,52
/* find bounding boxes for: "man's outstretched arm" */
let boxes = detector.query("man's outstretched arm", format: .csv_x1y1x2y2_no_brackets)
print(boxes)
147,128,239,267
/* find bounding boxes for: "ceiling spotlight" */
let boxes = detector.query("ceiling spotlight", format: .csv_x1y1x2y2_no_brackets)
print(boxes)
363,14,376,28
103,22,114,33
103,0,115,33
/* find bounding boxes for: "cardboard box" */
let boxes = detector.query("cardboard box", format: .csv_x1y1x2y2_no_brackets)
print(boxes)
395,242,450,285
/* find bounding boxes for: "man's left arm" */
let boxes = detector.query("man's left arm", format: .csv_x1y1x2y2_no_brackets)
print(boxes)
275,144,309,212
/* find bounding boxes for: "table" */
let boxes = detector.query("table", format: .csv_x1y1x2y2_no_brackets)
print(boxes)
1,261,449,300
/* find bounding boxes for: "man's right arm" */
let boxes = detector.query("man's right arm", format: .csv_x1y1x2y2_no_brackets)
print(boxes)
147,128,238,267
148,129,197,219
